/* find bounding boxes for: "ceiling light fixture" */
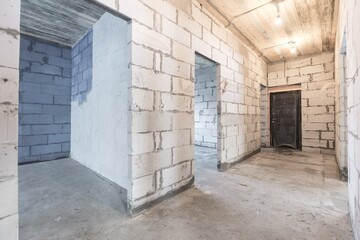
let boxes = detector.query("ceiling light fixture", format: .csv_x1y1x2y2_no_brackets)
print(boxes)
275,15,282,26
290,46,297,54
289,41,297,54
274,2,282,26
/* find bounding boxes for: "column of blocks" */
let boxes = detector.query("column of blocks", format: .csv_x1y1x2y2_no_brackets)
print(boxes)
334,48,348,178
0,0,20,239
260,85,270,147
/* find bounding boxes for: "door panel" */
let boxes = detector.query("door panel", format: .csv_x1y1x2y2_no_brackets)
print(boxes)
270,91,300,149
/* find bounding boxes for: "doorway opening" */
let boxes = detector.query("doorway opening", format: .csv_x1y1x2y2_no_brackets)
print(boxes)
194,53,219,176
18,1,131,239
270,88,301,149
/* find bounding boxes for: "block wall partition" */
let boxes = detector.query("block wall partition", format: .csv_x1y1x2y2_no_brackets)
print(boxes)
93,0,267,212
0,0,21,239
335,0,360,238
71,13,131,196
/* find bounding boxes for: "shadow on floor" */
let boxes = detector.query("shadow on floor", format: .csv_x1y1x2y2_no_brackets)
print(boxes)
19,159,128,240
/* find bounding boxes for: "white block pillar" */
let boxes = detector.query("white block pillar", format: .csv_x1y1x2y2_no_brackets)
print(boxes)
0,0,21,239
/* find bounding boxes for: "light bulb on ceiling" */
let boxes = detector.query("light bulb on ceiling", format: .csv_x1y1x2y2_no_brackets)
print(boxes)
290,46,297,54
274,2,282,26
289,41,297,54
275,15,282,26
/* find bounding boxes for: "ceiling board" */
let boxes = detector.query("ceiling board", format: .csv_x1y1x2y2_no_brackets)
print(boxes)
318,0,335,51
20,0,128,46
21,0,337,63
203,0,338,62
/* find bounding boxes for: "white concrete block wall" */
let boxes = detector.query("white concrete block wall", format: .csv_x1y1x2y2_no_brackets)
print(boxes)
334,53,348,178
129,0,195,209
1,0,358,236
94,0,266,211
332,0,348,182
195,65,218,148
335,0,360,238
267,52,335,155
0,0,20,239
260,85,270,147
218,49,267,168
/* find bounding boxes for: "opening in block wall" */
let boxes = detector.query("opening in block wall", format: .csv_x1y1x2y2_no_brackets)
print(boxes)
19,2,131,237
194,53,220,173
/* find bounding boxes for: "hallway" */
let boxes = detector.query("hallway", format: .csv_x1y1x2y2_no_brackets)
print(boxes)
19,147,353,240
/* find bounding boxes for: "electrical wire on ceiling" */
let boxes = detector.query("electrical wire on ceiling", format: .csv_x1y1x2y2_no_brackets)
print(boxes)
212,0,291,58
262,41,296,51
273,2,282,26
262,40,296,61
225,0,276,27
204,0,287,61
223,0,285,28
204,0,267,60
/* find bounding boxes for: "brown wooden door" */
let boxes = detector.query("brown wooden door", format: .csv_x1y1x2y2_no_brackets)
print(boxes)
270,90,301,149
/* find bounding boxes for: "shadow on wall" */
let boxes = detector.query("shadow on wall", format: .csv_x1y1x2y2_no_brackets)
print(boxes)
71,29,93,104
18,35,72,164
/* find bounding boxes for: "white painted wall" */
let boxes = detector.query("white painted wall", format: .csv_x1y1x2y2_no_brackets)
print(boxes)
71,13,131,192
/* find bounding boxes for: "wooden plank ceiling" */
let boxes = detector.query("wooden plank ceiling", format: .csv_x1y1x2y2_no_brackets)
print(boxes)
200,0,338,62
21,0,338,62
20,0,124,46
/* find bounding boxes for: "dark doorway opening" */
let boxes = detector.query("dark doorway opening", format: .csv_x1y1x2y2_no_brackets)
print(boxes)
270,90,301,149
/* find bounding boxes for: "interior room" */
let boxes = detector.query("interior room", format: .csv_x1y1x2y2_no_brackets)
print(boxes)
1,0,360,239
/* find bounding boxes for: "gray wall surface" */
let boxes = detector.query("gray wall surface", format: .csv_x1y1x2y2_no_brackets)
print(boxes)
19,34,71,163
71,13,131,192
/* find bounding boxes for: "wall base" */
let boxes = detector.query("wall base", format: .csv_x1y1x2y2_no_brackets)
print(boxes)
128,176,195,217
260,147,302,152
218,148,261,172
339,167,348,182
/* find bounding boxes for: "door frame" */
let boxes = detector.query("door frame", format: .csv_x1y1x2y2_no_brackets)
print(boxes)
268,85,302,149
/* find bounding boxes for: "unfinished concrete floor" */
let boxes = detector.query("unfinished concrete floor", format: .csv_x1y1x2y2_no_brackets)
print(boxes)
19,147,353,240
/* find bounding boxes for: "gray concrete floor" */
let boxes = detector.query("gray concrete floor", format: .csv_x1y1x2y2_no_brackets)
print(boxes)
19,147,353,240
